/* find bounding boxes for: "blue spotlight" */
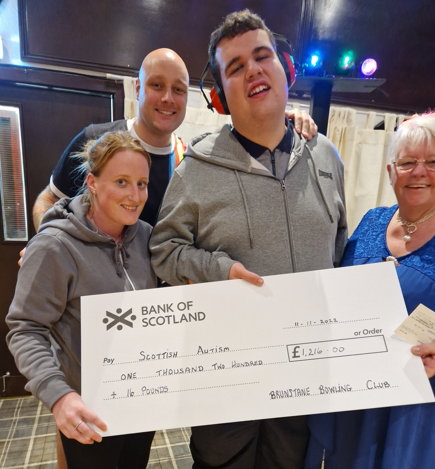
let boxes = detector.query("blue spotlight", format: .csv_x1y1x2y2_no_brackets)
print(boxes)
302,52,323,76
311,55,319,67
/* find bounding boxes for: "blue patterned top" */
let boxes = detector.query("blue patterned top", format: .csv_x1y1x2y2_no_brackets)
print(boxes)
305,204,435,469
342,204,435,313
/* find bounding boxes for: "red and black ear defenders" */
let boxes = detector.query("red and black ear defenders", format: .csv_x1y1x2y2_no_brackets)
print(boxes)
200,33,296,115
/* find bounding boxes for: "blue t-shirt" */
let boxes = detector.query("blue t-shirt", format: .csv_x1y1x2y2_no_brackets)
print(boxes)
51,119,184,226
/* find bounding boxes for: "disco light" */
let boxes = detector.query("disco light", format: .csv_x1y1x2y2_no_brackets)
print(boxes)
310,55,319,67
361,58,377,76
302,52,324,76
335,52,355,76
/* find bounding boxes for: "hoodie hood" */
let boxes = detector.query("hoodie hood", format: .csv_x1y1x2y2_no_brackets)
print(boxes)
39,195,138,245
39,195,140,277
185,124,306,174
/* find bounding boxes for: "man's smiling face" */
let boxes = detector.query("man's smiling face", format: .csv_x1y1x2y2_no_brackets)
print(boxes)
215,29,288,128
136,50,189,141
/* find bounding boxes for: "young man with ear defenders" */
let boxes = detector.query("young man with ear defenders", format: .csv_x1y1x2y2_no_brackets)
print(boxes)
29,52,316,235
150,9,347,469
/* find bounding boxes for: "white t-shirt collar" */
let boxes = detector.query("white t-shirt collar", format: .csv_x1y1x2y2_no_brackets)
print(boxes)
127,118,175,155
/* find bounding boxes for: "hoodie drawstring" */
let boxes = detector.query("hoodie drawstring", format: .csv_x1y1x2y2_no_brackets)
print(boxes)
114,243,135,290
115,243,128,277
303,143,334,224
235,170,254,248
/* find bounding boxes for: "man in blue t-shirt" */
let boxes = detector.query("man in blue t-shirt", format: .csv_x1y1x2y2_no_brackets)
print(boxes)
32,48,189,230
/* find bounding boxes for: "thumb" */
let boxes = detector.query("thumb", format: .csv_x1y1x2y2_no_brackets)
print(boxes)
411,343,434,356
81,406,107,432
229,263,263,286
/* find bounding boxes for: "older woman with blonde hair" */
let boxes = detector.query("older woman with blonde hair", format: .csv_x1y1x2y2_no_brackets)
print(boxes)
7,131,157,469
306,112,435,469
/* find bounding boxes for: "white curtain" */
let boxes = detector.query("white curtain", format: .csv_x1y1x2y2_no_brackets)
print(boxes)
327,107,405,235
106,74,139,119
176,96,304,144
176,89,232,141
123,77,139,120
176,107,232,142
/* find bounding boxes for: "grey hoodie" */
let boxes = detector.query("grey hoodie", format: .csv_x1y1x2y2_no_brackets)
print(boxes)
150,124,347,285
6,195,156,410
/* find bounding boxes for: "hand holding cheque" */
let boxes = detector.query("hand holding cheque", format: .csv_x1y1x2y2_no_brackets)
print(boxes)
395,303,435,378
81,262,434,437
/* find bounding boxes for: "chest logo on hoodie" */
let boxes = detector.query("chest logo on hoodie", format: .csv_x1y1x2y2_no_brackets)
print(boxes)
103,308,136,331
318,170,333,180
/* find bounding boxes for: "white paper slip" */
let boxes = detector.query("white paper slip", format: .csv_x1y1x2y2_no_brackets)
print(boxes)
395,303,435,345
81,262,434,437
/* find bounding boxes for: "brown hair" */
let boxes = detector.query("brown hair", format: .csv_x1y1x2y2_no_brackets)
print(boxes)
75,131,151,209
208,9,275,86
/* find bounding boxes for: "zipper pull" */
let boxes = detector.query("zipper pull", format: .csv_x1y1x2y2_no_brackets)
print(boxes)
270,150,276,177
281,180,286,191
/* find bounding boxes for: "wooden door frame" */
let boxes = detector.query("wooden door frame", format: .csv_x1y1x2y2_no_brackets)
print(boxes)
0,65,124,121
0,65,124,397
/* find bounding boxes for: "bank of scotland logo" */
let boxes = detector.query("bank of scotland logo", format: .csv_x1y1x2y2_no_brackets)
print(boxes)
103,308,136,331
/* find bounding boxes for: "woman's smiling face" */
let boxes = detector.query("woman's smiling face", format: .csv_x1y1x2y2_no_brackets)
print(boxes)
87,149,149,236
388,140,435,212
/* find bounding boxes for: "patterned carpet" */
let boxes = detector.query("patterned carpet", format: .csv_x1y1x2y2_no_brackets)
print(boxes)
0,396,193,468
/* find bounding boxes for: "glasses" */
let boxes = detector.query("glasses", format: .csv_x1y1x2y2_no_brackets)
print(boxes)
394,157,435,172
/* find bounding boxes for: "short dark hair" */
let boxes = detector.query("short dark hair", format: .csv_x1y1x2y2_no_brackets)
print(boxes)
208,9,275,86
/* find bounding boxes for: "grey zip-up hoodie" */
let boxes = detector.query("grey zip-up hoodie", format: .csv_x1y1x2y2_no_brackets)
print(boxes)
150,124,347,285
6,195,157,410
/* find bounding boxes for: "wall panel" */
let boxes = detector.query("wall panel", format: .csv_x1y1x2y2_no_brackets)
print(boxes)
18,0,435,122
19,0,303,85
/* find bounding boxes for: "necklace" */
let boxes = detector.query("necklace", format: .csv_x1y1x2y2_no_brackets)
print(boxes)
396,208,435,243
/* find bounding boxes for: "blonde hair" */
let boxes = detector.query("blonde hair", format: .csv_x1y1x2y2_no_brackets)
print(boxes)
74,131,151,209
389,112,435,162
